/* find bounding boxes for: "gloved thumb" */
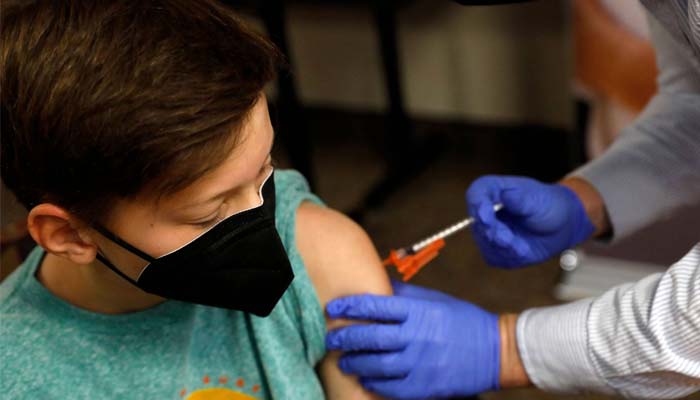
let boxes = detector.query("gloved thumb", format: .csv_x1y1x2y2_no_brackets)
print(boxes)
499,184,541,218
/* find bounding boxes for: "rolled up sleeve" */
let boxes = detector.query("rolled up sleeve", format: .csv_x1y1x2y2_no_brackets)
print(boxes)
516,298,610,394
517,245,700,398
573,13,700,241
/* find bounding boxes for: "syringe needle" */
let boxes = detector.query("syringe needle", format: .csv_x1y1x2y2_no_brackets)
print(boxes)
410,203,503,253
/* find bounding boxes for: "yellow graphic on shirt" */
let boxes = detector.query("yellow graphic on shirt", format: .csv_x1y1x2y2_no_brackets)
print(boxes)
180,375,261,400
185,387,257,400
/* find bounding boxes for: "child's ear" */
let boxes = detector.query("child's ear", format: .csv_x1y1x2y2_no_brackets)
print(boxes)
27,204,97,265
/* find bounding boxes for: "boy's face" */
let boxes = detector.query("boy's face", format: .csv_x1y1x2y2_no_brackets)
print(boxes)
93,94,275,281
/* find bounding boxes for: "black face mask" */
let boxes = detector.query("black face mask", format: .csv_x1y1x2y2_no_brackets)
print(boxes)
94,171,294,317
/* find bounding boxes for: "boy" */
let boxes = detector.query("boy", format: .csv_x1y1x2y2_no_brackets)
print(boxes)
0,1,390,398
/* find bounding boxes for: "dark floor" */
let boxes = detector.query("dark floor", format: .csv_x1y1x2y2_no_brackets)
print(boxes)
273,106,700,400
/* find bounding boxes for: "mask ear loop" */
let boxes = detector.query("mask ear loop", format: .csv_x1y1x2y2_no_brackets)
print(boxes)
94,253,140,286
92,224,157,285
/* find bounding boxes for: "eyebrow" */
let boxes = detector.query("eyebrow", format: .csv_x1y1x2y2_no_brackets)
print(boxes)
177,131,275,212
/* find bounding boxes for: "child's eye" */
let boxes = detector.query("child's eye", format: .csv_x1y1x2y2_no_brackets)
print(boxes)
191,204,227,228
193,217,219,229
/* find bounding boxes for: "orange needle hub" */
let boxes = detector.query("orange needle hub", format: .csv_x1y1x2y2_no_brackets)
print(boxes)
383,239,446,281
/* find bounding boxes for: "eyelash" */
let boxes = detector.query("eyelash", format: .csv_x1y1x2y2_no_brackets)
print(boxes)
193,212,223,228
192,158,273,229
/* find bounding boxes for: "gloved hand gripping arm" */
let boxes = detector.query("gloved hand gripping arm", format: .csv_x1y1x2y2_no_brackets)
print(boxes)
326,281,530,399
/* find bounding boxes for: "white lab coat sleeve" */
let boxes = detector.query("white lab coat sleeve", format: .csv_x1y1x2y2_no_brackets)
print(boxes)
516,244,700,398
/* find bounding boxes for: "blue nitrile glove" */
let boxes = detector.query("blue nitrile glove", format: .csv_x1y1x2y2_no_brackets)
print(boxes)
466,175,596,268
326,280,500,400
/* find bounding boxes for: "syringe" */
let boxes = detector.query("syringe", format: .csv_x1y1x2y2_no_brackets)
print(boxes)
384,203,504,281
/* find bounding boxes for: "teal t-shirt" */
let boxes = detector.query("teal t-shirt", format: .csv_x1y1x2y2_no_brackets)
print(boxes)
0,170,328,400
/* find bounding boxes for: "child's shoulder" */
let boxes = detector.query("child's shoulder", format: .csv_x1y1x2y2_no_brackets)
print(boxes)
293,197,392,330
273,168,310,193
271,167,390,326
273,169,323,230
0,247,42,307
290,181,391,396
272,168,391,312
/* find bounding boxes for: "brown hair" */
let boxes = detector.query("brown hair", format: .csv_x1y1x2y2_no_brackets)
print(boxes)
1,0,282,223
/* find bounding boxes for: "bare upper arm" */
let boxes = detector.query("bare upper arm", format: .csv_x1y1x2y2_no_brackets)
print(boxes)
296,202,392,313
295,202,391,399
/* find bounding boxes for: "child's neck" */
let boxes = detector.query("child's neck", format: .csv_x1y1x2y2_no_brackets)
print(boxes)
36,253,166,314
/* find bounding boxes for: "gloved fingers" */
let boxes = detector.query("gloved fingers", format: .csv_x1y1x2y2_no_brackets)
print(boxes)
391,280,456,302
474,217,516,250
338,351,411,378
471,220,525,268
490,221,515,248
506,233,531,260
500,185,542,218
467,175,545,220
326,324,407,352
476,201,500,228
326,294,410,322
466,176,504,219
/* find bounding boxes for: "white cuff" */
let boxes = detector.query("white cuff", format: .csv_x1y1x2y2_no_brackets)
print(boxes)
516,299,613,395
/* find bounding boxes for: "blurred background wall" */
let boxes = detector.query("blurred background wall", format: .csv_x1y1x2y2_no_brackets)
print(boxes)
253,0,571,127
